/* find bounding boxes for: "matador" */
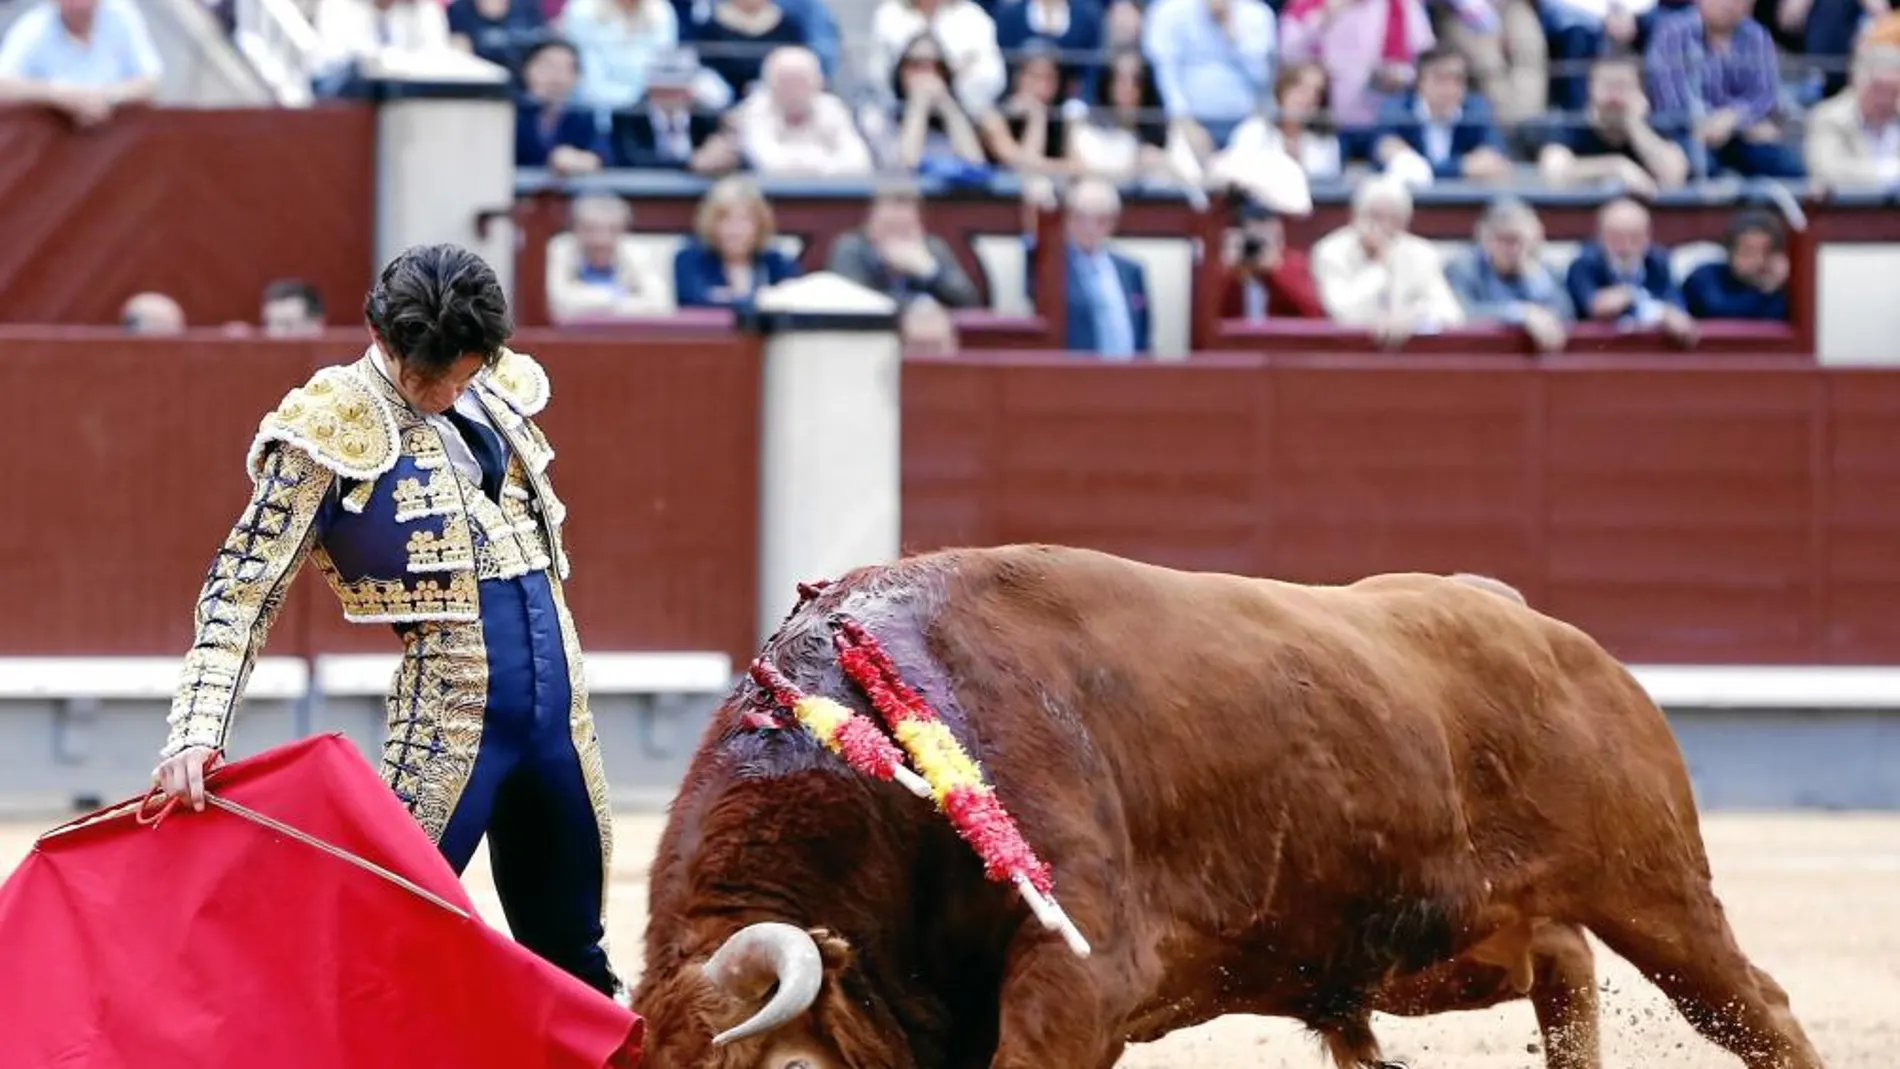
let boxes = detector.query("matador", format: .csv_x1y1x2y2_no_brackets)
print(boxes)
154,244,621,999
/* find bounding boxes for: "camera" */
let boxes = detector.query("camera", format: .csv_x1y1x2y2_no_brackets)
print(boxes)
1240,235,1265,261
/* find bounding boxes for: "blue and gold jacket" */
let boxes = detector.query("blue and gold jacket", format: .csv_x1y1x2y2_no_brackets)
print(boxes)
163,347,606,842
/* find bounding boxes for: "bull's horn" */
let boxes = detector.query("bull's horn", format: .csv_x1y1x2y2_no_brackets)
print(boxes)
703,922,824,1047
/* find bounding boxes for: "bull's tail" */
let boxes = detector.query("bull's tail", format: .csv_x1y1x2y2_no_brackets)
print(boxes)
1447,573,1528,606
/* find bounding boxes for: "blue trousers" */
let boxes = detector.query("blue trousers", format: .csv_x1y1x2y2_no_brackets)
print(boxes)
433,573,616,996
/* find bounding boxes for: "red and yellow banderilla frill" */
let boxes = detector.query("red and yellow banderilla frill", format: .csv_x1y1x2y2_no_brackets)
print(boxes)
747,614,1089,958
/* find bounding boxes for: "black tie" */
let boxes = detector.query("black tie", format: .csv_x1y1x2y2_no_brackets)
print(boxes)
444,408,508,502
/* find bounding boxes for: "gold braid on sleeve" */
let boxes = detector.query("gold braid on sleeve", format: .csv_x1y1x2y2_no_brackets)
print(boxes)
164,443,335,757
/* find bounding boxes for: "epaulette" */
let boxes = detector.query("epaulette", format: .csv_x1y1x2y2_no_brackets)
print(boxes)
245,365,400,482
477,347,551,419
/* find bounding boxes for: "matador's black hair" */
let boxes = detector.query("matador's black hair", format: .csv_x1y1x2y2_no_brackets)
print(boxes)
364,244,512,380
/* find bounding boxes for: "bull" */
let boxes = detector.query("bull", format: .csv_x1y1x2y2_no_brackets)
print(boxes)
632,544,1824,1069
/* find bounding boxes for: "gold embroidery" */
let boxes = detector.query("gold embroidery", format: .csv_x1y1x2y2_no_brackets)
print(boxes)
546,574,614,952
166,444,334,756
321,564,481,623
247,366,399,483
392,466,460,522
406,524,473,573
341,480,376,514
480,347,551,417
380,620,488,844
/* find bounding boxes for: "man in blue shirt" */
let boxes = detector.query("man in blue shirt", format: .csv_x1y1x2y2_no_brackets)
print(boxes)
1371,47,1513,183
1682,208,1790,320
1565,196,1698,343
1142,0,1274,150
1444,197,1574,352
0,0,162,127
1028,177,1152,357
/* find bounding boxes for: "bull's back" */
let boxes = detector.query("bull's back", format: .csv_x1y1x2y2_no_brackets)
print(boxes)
923,546,1685,936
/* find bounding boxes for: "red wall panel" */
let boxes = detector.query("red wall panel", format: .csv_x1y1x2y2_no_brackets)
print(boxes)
1264,359,1544,598
900,355,1899,666
0,335,325,654
1822,371,1900,662
3,337,1896,666
1540,366,1824,662
0,330,761,662
0,106,374,326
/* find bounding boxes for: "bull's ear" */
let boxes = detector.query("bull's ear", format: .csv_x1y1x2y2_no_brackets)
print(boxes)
808,928,854,971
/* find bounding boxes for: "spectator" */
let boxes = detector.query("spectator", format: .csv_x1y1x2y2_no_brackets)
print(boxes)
1218,200,1326,320
826,179,983,308
1067,48,1199,184
610,47,729,169
561,0,679,107
1805,40,1900,187
1030,176,1152,357
672,0,840,77
730,45,875,176
977,41,1074,171
871,0,1008,114
312,0,452,94
121,292,184,335
1219,61,1345,181
1103,0,1142,49
1682,208,1790,320
515,39,607,172
1445,196,1574,352
1370,45,1513,184
992,0,1103,99
900,295,962,353
1645,0,1805,178
673,176,801,307
0,0,162,126
447,0,548,78
1565,196,1696,342
889,33,991,171
546,194,672,320
1538,54,1692,194
260,279,326,337
1310,177,1465,344
1541,0,1656,113
688,0,806,99
1141,0,1276,154
1433,0,1547,125
1278,0,1434,130
1779,0,1883,98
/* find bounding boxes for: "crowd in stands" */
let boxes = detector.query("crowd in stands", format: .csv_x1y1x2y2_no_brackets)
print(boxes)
119,278,329,336
2,0,1891,355
15,0,1853,191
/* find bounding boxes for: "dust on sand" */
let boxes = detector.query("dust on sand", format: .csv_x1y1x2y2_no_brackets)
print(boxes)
4,812,1895,1066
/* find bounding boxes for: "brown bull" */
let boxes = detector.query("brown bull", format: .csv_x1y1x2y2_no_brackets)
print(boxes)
633,544,1824,1069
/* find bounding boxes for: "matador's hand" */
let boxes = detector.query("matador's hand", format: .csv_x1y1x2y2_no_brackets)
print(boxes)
153,746,222,812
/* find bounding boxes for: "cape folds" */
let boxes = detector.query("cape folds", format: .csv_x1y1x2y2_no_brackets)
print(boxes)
0,734,643,1069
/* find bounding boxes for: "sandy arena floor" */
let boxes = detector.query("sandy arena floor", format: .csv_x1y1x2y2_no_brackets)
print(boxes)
3,812,1896,1066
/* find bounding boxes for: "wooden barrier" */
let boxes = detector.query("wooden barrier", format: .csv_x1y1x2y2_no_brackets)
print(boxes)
901,352,1900,665
0,328,763,661
0,106,375,326
3,333,1896,665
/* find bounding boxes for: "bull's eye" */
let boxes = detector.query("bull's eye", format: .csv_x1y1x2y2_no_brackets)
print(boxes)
782,1061,813,1069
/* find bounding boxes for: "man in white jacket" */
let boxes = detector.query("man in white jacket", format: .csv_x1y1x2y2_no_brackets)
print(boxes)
1310,176,1465,347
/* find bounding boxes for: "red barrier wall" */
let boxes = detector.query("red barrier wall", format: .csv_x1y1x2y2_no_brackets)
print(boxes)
0,106,375,326
0,330,762,661
3,335,1895,665
901,353,1900,665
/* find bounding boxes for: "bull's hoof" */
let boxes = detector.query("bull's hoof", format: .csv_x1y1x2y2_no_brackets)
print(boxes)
1372,1062,1413,1069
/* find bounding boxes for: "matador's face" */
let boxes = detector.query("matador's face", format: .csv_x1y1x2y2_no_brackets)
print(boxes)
393,352,486,415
